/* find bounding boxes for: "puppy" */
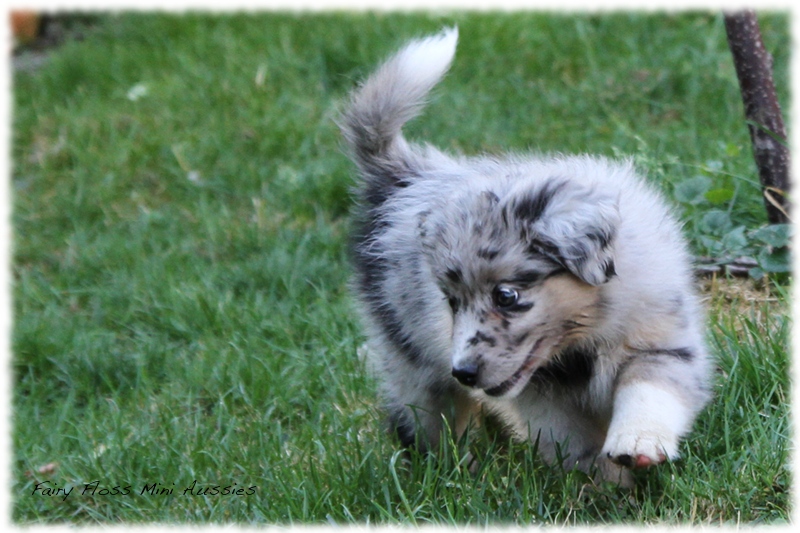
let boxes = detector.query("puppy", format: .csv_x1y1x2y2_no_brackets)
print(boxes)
340,28,713,484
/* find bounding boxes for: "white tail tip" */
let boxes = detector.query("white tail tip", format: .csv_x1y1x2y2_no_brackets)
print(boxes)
394,27,459,87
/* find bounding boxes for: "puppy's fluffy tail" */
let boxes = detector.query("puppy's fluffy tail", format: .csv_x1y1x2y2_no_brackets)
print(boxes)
340,28,458,205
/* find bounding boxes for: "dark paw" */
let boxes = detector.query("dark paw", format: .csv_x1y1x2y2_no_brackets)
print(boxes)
608,452,666,469
610,453,635,468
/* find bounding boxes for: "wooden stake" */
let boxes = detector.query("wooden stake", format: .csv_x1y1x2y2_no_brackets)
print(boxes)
724,10,790,224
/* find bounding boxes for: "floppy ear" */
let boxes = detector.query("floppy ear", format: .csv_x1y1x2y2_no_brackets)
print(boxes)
513,180,620,286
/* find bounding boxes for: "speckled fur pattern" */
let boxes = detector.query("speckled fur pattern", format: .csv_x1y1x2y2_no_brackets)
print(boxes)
340,28,713,485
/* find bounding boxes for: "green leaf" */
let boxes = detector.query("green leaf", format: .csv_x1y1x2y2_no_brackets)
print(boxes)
724,142,741,158
674,176,712,205
699,235,723,255
721,226,749,253
758,247,791,273
749,224,792,248
700,210,733,235
704,188,735,205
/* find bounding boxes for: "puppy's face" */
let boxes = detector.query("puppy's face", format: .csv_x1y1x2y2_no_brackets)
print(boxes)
443,266,603,398
419,179,618,399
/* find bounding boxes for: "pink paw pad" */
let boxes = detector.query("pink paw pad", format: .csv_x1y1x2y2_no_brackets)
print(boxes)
633,453,667,468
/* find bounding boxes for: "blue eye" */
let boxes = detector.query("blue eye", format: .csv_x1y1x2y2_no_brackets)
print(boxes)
492,286,519,308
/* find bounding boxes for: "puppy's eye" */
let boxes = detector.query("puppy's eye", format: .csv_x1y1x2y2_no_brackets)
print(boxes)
447,296,459,314
492,286,519,308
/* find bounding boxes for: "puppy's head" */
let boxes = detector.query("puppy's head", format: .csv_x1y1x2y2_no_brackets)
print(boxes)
419,178,619,398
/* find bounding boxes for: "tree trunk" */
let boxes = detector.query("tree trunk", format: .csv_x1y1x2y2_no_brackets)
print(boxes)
724,10,790,225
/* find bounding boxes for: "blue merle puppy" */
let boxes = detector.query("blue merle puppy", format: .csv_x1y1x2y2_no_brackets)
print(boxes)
340,28,713,484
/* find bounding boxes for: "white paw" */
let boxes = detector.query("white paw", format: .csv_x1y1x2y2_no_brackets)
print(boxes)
601,428,678,468
603,382,690,469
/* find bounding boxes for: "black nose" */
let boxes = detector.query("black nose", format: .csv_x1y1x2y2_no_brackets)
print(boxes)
452,364,479,387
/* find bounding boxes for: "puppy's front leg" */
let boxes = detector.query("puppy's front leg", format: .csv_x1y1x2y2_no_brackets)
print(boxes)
603,381,688,467
601,350,711,468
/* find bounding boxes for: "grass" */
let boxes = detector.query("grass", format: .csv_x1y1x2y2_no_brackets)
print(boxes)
11,10,790,525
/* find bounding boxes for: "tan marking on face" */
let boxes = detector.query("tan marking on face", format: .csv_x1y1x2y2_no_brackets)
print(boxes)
452,274,604,397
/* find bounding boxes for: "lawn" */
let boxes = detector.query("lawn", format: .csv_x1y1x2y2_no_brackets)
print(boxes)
11,11,790,524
